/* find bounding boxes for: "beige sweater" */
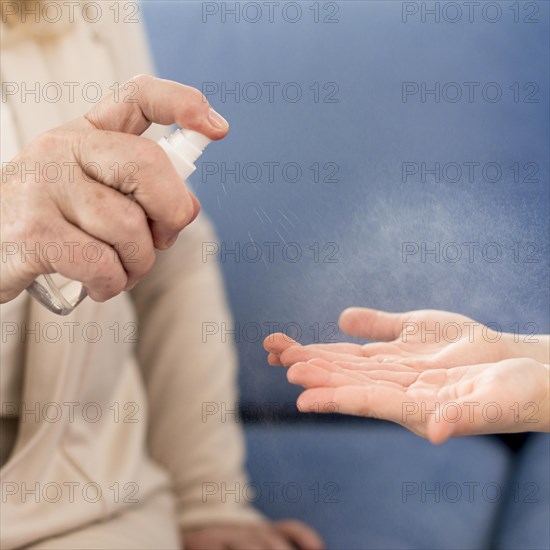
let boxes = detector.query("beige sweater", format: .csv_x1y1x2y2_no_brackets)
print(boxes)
0,5,261,548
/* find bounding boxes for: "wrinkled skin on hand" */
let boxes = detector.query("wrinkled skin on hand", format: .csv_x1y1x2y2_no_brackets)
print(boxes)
1,75,228,303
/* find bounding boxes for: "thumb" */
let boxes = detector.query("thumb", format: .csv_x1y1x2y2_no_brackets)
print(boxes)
84,74,229,140
338,307,407,341
426,415,456,445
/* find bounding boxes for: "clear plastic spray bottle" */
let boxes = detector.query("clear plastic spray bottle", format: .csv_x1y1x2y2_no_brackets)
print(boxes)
26,129,211,315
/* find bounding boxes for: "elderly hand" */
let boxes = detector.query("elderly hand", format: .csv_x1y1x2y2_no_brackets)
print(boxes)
182,520,325,550
1,75,228,303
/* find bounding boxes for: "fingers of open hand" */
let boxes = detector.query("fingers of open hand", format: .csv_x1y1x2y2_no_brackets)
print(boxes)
279,345,371,367
263,332,299,354
296,384,408,423
301,342,367,355
267,353,283,366
287,360,360,388
265,334,374,368
339,306,408,341
288,359,419,390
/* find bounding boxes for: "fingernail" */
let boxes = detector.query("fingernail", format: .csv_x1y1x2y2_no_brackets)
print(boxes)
208,107,229,130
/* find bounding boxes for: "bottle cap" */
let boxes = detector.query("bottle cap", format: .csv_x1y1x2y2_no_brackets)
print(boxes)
166,129,211,164
181,129,211,151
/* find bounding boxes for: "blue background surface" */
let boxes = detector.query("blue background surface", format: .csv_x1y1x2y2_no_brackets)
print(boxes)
143,0,549,408
141,3,549,548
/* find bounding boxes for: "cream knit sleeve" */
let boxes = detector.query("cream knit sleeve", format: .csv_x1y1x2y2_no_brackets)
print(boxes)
130,215,265,528
90,5,264,527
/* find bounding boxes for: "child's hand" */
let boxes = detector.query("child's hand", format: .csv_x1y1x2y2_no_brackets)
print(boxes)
265,307,522,370
264,307,549,442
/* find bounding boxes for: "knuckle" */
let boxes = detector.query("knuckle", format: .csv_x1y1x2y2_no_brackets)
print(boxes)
173,81,206,104
131,74,153,89
147,140,170,167
134,139,167,170
120,202,147,234
28,130,64,157
187,85,210,107
125,74,154,101
182,85,211,119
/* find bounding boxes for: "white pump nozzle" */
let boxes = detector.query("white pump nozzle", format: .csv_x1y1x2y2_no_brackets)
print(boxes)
180,129,211,152
159,128,211,181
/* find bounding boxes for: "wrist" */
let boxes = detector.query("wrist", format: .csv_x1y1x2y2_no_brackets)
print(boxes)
506,333,550,363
